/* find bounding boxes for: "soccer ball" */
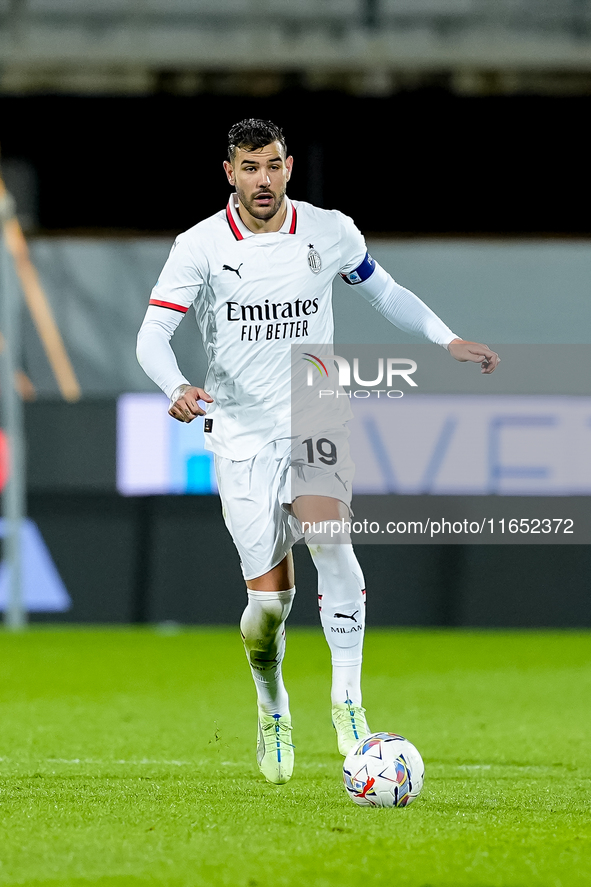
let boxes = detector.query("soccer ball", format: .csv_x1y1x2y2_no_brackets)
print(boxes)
343,732,424,808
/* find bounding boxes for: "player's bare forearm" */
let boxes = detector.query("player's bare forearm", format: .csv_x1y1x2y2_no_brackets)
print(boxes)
168,384,214,422
447,339,500,374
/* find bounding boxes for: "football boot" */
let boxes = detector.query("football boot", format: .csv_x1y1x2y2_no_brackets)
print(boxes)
332,697,371,756
257,711,294,785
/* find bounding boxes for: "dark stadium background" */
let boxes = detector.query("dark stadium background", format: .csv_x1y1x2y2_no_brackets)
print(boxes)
1,91,589,235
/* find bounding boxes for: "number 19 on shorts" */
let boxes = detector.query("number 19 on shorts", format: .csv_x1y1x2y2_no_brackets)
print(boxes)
302,437,337,466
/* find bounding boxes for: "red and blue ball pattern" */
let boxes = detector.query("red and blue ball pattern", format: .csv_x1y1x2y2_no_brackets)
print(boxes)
343,732,424,808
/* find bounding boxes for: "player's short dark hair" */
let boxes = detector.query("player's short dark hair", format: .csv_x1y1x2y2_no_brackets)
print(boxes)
227,119,287,162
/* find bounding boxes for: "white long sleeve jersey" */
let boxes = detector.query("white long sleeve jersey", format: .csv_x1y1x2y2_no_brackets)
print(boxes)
137,194,458,461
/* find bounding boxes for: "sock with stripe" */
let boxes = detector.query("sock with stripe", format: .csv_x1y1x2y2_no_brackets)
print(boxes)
306,541,366,707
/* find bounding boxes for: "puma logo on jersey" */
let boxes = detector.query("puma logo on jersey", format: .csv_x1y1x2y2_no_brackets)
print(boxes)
334,611,359,622
223,263,243,278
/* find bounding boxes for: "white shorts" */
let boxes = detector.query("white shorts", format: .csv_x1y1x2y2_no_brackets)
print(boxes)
214,427,355,581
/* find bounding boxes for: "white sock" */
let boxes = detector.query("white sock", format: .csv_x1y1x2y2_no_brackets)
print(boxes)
307,540,366,707
239,587,295,717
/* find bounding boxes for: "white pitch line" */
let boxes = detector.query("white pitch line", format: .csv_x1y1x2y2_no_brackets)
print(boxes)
0,758,195,766
457,765,493,770
0,757,335,769
454,764,570,772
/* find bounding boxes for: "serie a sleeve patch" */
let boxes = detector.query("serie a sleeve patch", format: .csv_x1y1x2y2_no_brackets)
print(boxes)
340,252,376,285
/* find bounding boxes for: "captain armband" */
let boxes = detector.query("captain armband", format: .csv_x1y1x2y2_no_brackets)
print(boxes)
339,251,376,286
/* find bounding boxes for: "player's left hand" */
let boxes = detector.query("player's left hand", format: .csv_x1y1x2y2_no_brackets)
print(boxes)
447,339,500,374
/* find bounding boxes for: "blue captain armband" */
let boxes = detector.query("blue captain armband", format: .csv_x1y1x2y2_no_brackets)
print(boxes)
340,251,376,285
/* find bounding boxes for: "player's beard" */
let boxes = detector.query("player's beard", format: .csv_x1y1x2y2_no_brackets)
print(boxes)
236,184,287,221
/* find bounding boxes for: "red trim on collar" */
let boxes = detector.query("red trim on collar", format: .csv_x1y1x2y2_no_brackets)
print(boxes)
226,197,297,238
226,203,244,241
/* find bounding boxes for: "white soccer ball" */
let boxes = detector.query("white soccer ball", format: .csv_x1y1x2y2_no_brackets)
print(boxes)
343,732,425,808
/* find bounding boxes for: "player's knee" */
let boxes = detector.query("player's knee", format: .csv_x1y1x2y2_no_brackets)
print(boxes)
240,591,294,647
307,542,365,586
307,542,341,581
305,524,352,549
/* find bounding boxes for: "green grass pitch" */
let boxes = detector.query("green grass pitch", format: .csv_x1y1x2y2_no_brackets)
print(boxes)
0,627,590,887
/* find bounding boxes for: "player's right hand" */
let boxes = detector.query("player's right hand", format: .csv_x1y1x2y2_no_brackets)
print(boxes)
168,384,214,423
447,339,500,374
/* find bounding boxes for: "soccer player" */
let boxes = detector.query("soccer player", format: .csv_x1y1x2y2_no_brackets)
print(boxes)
136,118,499,785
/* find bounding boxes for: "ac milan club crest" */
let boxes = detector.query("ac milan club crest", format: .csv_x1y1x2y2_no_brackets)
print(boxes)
307,244,322,274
